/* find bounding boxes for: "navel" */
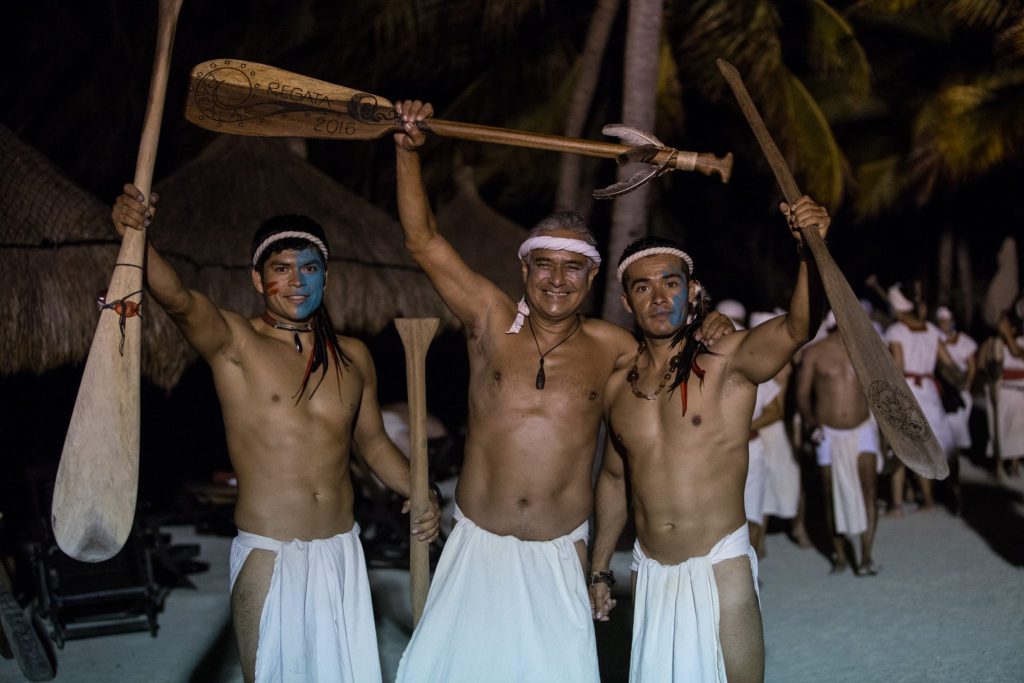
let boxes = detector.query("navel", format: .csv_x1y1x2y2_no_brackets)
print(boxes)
271,394,281,403
588,391,598,401
691,414,702,426
494,371,502,382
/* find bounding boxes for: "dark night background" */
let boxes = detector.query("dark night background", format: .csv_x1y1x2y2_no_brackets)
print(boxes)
2,1,1022,520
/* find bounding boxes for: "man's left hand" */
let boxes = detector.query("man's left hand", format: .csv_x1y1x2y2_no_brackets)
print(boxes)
695,310,736,347
403,489,442,543
780,195,830,243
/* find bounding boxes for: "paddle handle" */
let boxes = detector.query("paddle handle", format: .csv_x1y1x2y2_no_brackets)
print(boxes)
395,318,440,627
427,119,731,181
715,58,947,479
52,0,184,562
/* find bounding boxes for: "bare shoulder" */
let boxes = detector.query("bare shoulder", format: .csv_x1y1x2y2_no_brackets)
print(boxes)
583,317,637,361
336,334,372,366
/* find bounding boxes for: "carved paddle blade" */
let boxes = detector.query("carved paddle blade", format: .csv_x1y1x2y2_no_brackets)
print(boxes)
186,59,399,140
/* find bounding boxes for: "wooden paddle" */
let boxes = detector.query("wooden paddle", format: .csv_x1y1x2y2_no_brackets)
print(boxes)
52,0,185,562
0,560,53,681
395,318,440,627
184,59,732,194
716,58,948,480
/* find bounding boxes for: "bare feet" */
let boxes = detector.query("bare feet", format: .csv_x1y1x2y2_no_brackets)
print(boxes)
887,503,905,518
790,524,811,548
856,561,880,577
829,553,848,574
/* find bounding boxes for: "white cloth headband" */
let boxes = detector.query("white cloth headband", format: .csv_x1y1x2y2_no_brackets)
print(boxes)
517,236,602,265
506,236,602,334
888,284,915,314
616,247,694,283
252,231,330,268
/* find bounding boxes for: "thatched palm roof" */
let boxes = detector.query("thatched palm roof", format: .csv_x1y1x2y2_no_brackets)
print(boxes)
0,123,186,385
1,128,527,390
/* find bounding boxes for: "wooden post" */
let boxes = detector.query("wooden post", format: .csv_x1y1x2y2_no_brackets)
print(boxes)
395,317,439,627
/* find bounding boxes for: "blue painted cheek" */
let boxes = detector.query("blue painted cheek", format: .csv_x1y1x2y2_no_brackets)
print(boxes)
669,292,687,327
296,271,325,317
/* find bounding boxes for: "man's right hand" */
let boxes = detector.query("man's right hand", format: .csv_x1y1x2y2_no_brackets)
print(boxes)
394,100,433,152
112,183,158,236
589,583,617,622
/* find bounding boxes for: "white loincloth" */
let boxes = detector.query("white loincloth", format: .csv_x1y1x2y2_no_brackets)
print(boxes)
628,526,760,683
947,390,973,450
229,526,381,683
396,505,598,682
816,421,877,535
987,339,1024,459
760,420,800,519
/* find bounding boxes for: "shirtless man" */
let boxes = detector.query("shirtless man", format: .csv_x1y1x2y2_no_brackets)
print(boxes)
112,185,440,683
391,101,730,682
590,198,829,682
796,313,880,574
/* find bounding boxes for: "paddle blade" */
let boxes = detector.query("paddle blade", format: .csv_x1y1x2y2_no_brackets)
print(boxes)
185,59,399,140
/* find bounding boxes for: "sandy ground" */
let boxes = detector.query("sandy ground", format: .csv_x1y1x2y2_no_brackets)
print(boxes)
2,457,1022,682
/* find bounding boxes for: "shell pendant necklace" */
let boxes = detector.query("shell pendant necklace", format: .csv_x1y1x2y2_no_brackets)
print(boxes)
261,312,312,353
527,314,582,390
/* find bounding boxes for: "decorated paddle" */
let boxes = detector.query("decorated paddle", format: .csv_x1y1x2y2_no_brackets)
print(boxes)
395,318,440,627
53,0,185,562
716,58,948,480
0,561,53,681
184,59,732,197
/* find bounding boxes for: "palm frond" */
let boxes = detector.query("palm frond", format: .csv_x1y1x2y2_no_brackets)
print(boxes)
852,155,906,219
806,0,873,97
781,71,847,209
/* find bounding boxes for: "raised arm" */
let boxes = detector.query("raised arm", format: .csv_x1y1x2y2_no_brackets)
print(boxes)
394,101,510,335
348,338,440,543
731,196,829,384
112,183,234,360
589,434,628,621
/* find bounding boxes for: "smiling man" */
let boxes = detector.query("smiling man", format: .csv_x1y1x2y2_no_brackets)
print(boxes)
112,185,439,683
590,200,828,682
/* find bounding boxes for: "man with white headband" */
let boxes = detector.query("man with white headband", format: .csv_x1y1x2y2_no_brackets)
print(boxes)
393,100,734,681
112,184,439,683
883,281,957,514
590,192,830,682
797,311,882,575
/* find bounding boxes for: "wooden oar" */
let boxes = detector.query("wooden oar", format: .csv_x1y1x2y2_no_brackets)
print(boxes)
0,560,53,681
716,58,948,480
395,318,440,627
52,0,185,562
184,59,733,193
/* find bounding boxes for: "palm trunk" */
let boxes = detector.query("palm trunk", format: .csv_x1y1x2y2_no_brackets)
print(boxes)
554,0,622,214
601,0,664,325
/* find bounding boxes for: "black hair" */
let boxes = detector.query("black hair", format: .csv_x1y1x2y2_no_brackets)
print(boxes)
618,236,713,394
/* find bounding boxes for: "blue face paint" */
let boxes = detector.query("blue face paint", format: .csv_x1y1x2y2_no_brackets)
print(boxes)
294,248,325,318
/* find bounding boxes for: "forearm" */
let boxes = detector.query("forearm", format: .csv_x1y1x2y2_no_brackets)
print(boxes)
361,438,412,498
590,473,627,571
785,259,824,345
395,148,440,253
143,242,194,315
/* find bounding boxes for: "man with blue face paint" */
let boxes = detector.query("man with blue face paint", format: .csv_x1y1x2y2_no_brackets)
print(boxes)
112,184,440,683
393,100,737,682
591,197,829,682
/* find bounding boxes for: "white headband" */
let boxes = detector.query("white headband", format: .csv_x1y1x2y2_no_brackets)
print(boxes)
517,236,602,265
252,231,330,268
616,247,694,283
888,283,915,314
506,236,602,334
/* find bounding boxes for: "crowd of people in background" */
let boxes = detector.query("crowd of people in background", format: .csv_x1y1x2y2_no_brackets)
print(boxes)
714,286,1024,577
